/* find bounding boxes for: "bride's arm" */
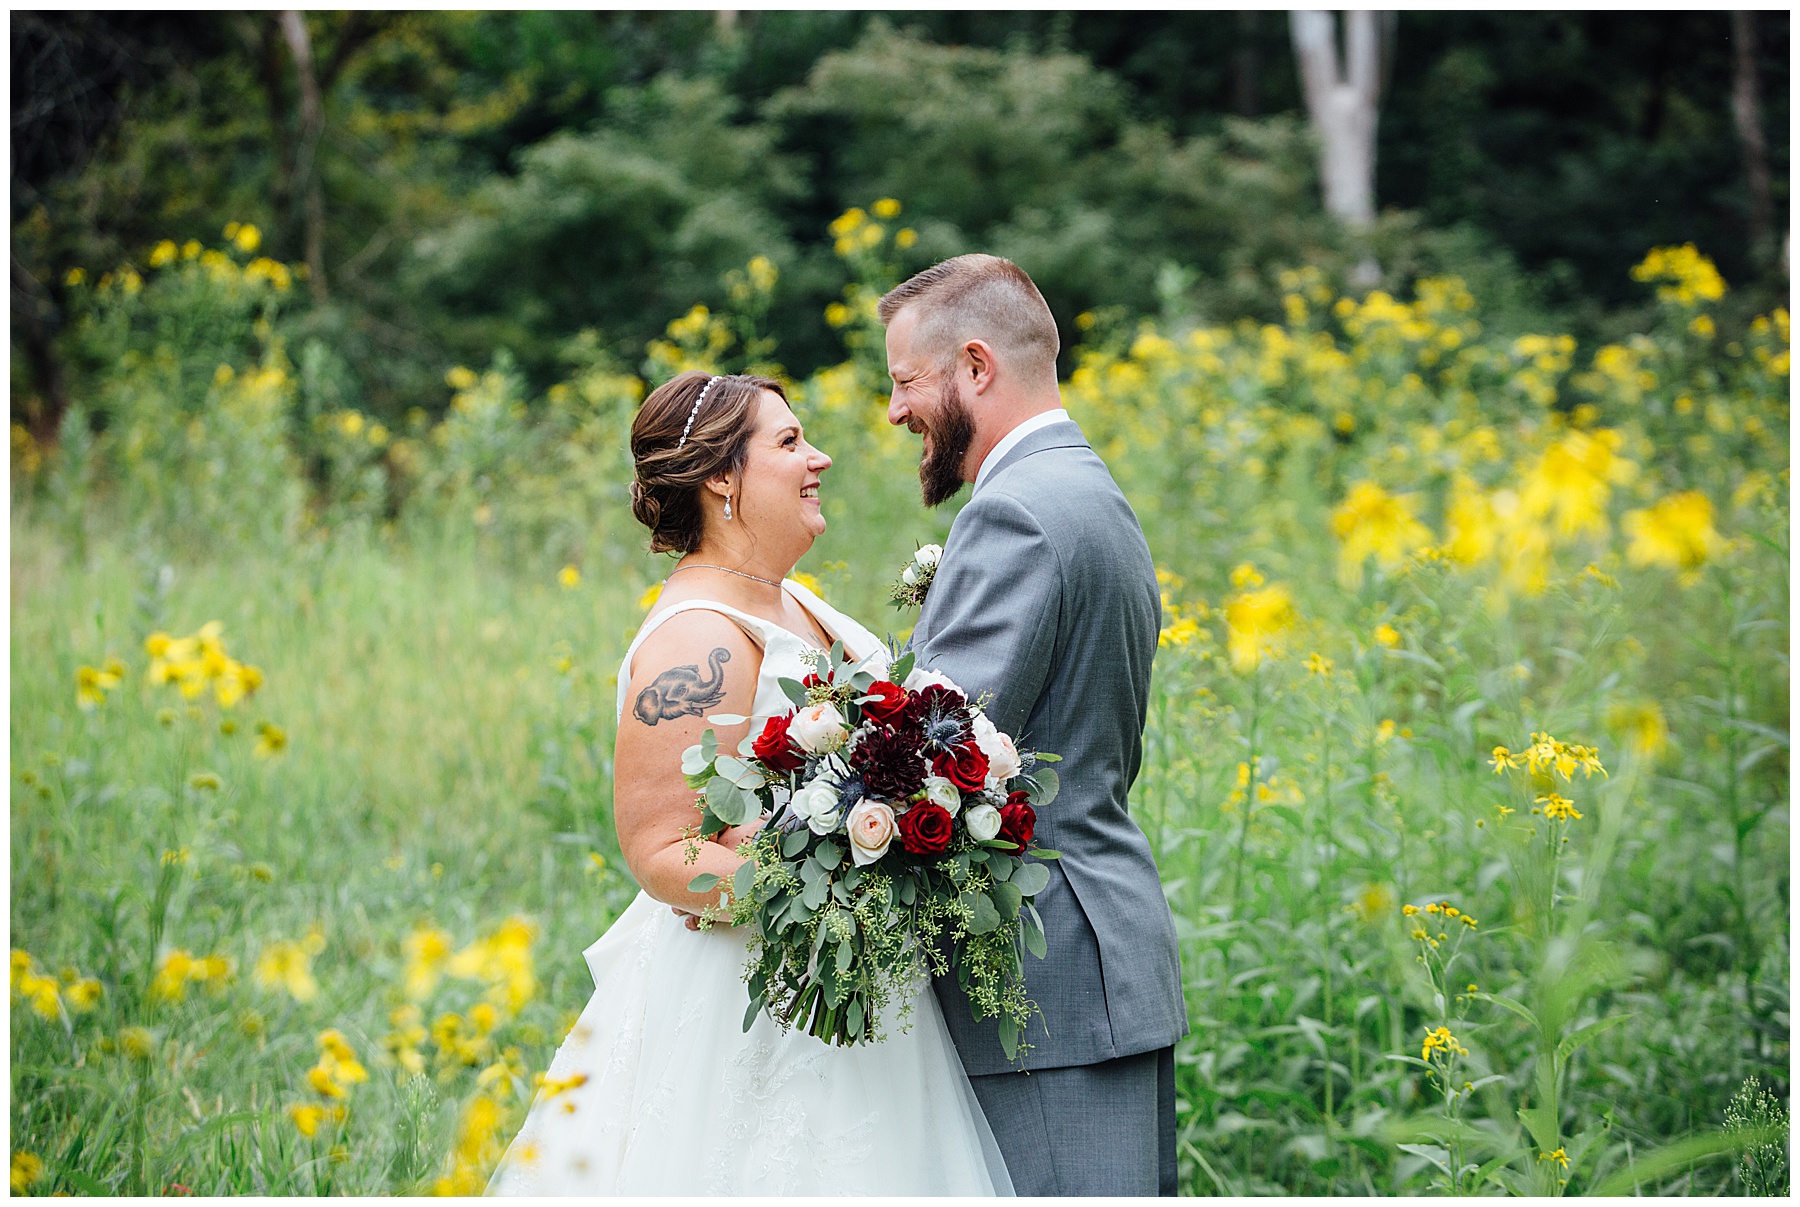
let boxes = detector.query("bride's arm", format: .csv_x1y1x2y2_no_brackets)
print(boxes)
613,611,763,914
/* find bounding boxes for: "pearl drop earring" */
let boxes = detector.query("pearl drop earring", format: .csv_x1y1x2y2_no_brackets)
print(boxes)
724,493,733,522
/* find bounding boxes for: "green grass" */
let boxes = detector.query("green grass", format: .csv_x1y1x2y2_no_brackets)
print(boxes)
10,249,1789,1195
11,493,1785,1195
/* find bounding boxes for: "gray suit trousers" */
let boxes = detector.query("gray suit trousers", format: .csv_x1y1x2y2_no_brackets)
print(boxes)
967,1045,1177,1196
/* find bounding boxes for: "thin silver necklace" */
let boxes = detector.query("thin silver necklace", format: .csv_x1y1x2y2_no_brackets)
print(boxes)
667,563,784,589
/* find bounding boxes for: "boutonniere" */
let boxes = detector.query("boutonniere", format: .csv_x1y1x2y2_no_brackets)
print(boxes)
889,543,942,608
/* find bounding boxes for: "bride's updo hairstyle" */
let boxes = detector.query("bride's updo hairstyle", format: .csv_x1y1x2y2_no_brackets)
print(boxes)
630,370,787,554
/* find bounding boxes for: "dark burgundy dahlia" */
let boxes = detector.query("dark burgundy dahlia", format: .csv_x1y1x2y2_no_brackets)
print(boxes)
850,725,928,800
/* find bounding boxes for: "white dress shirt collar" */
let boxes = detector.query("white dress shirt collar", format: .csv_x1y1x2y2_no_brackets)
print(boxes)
973,408,1072,494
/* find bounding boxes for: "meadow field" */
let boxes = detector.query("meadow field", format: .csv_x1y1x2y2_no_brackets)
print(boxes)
10,217,1790,1195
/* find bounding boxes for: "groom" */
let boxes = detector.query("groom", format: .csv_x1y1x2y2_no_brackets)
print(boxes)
880,255,1188,1196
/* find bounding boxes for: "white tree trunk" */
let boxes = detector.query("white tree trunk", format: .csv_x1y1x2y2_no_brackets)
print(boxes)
1290,10,1382,231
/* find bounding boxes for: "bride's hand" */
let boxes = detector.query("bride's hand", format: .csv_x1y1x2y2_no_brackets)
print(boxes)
672,817,767,930
712,816,767,851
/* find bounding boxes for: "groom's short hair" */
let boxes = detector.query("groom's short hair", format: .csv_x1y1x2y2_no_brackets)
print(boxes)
878,255,1059,382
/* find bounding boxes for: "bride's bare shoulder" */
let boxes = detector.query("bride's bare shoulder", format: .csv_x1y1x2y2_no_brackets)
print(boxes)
622,607,759,730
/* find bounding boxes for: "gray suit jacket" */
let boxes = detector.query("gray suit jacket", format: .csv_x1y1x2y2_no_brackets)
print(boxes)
914,419,1188,1075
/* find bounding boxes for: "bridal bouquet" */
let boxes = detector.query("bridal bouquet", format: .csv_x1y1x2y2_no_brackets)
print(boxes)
683,643,1059,1059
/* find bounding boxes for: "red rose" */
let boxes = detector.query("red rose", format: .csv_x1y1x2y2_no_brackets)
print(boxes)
932,743,989,793
998,791,1037,853
897,801,954,856
801,673,828,689
751,712,805,773
859,680,907,724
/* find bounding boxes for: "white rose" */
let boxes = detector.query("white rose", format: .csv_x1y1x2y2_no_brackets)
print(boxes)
922,775,962,816
903,666,959,694
963,802,1002,842
790,782,842,835
915,544,943,569
789,702,848,754
901,563,920,587
845,799,897,866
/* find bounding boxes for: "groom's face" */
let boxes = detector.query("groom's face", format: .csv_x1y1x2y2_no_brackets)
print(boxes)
884,308,976,507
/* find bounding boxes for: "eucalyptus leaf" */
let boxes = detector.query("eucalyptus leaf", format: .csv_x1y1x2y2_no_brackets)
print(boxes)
778,677,809,707
781,828,810,858
1028,767,1060,808
706,777,760,826
707,713,748,727
1011,861,1051,897
992,879,1022,919
969,891,1002,935
1021,911,1048,959
998,1014,1020,1060
713,754,762,789
688,872,721,893
890,651,916,684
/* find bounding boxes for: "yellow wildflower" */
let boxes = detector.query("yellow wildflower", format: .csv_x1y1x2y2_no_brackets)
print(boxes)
1158,616,1201,648
1622,490,1723,571
1421,1025,1469,1061
1304,652,1334,676
1539,1147,1570,1170
1604,700,1669,760
1537,793,1583,822
288,1103,329,1138
1630,244,1725,306
254,936,322,1003
1373,623,1400,648
1352,883,1395,922
66,977,103,1012
1331,481,1432,586
120,1026,156,1061
254,722,288,758
1229,562,1265,588
11,1152,43,1193
638,582,663,611
557,565,581,589
404,925,454,1000
75,658,123,710
1223,583,1295,672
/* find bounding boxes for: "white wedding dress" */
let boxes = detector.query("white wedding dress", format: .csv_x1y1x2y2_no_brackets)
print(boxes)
488,579,1013,1196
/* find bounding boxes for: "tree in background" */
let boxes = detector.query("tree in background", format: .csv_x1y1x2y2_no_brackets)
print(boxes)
1289,10,1393,286
11,10,1789,438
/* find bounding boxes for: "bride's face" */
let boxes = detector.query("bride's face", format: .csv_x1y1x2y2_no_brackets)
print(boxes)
728,390,832,547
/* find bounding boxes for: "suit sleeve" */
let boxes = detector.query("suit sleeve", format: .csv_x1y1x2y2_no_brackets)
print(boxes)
915,490,1061,743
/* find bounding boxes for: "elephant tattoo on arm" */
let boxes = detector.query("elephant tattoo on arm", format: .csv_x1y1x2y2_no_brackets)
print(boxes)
632,647,732,726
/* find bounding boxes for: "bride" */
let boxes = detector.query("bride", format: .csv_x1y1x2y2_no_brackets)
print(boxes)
488,371,1013,1195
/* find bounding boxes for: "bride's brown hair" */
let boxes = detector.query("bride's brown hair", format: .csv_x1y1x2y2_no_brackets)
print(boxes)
629,371,787,554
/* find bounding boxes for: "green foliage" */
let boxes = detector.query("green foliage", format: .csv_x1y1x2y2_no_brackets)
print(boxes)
10,215,1789,1197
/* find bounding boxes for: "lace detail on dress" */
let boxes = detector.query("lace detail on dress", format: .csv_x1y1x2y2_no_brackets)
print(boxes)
705,1037,880,1193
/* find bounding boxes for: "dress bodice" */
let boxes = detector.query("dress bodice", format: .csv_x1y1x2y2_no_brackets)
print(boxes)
615,579,891,727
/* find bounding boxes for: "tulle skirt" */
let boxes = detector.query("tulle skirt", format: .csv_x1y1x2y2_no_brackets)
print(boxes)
487,891,1013,1196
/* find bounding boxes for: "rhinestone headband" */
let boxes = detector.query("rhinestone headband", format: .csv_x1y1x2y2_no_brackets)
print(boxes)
677,375,722,450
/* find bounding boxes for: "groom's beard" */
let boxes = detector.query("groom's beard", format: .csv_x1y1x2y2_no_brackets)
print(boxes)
918,379,975,508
